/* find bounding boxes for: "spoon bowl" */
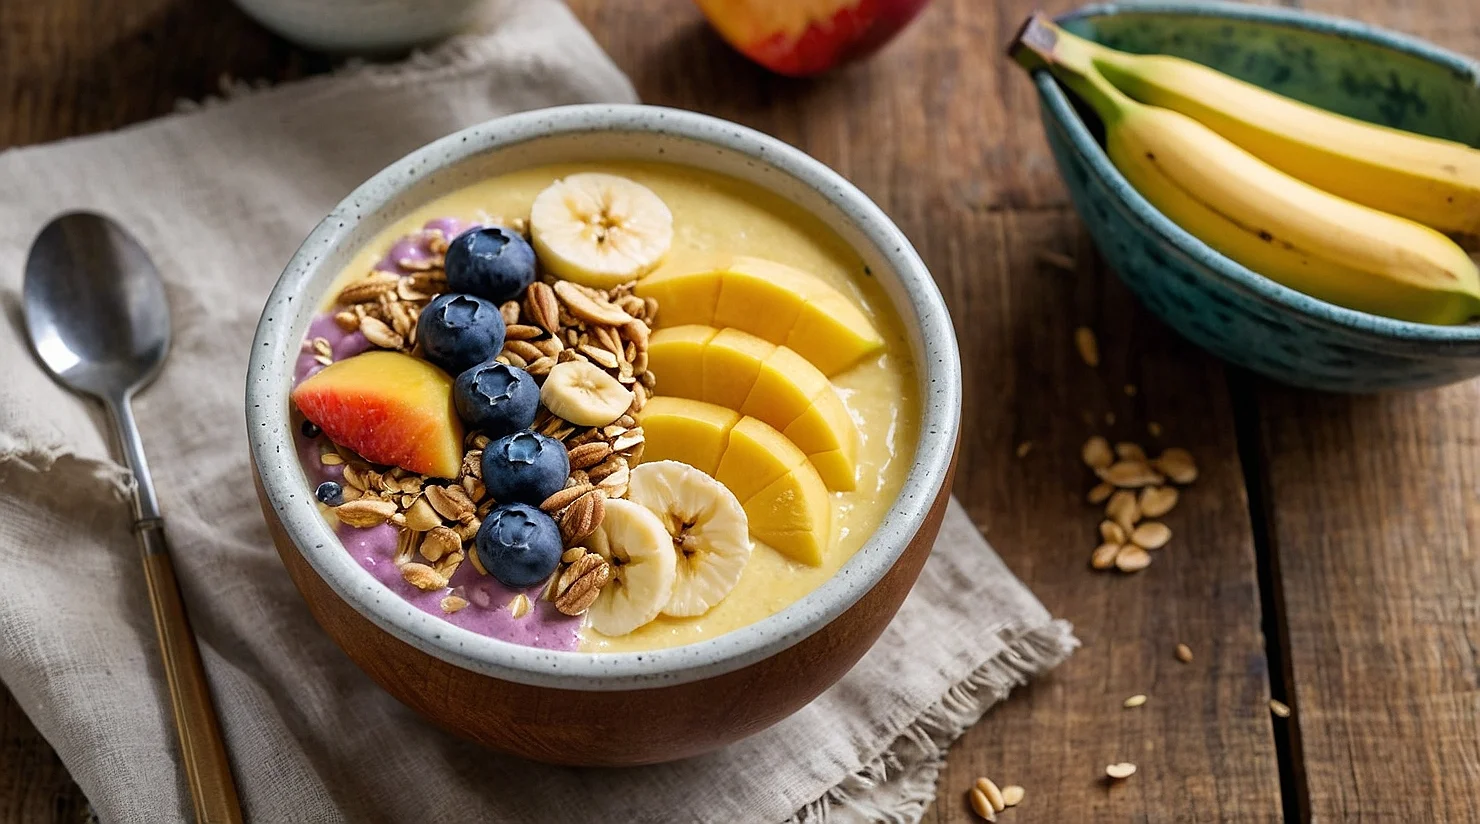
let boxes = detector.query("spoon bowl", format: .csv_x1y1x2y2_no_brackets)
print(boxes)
23,212,171,400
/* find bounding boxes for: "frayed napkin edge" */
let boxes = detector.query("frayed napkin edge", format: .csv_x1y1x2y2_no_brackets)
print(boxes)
791,618,1079,824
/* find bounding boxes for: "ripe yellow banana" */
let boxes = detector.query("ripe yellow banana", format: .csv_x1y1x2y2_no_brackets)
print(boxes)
1011,16,1480,325
1051,20,1480,237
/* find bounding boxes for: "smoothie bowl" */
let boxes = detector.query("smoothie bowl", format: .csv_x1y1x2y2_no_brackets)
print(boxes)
247,105,960,765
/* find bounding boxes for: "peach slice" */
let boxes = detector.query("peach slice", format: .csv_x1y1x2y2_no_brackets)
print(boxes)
291,351,464,479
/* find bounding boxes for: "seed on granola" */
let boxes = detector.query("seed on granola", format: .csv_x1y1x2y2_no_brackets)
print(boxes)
525,281,561,334
440,595,469,614
404,496,443,532
334,499,397,528
401,562,448,591
541,483,594,513
499,300,522,326
421,526,462,563
337,271,401,304
1139,486,1178,518
1087,482,1114,505
577,344,618,370
610,433,644,457
469,547,489,576
559,489,606,544
505,340,544,362
1081,436,1113,470
553,281,634,326
1131,521,1171,550
567,441,613,471
509,593,532,619
561,546,586,564
333,311,360,332
425,484,476,521
505,323,542,341
553,552,611,617
319,452,345,466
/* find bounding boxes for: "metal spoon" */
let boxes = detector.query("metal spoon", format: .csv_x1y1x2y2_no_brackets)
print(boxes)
23,212,243,824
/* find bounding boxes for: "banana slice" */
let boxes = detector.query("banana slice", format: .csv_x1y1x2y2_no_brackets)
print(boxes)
541,360,633,427
628,461,752,618
529,173,674,289
586,498,678,636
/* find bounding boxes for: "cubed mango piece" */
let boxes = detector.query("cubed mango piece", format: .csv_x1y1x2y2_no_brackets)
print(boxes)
645,325,716,402
715,416,807,502
635,397,738,476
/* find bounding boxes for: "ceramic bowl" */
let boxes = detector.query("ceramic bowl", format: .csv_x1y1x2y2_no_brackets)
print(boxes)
231,0,482,53
246,105,961,765
1034,1,1480,392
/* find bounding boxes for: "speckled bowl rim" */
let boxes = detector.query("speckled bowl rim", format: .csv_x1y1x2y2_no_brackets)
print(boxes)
247,104,961,691
1041,1,1480,352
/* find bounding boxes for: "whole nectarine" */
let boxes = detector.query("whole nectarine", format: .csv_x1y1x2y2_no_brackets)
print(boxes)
694,0,932,76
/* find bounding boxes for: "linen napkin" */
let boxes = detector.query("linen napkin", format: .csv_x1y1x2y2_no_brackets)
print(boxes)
0,2,1076,821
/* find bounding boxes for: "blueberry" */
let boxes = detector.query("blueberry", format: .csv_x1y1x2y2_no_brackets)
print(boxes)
300,419,321,439
315,481,343,506
475,503,562,588
417,293,505,376
454,362,539,438
444,226,537,304
481,430,570,505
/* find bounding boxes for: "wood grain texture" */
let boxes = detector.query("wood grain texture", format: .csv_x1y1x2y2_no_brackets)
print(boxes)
1254,3,1480,822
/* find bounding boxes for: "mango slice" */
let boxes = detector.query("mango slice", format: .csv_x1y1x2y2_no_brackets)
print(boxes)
645,325,859,491
636,255,885,376
644,325,715,402
635,396,738,475
637,398,833,566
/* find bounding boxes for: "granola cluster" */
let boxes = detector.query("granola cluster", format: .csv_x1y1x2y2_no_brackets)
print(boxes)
307,222,658,617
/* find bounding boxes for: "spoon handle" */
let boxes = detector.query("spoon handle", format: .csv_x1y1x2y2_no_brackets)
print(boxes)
110,398,244,824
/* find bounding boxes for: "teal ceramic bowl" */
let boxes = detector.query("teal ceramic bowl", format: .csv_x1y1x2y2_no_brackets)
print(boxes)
1034,1,1480,392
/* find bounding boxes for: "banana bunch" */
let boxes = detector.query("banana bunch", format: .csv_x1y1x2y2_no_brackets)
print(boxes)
1011,15,1480,326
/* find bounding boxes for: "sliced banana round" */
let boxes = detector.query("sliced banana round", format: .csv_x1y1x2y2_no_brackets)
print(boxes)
627,461,752,618
540,360,633,427
586,498,678,636
529,173,674,289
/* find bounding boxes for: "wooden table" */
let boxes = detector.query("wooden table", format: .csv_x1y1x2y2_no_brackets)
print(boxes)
4,0,1478,820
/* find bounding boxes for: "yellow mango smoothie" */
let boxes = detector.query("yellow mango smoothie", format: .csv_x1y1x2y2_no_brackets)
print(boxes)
289,161,918,654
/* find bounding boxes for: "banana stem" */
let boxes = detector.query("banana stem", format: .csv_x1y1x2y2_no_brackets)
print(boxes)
1010,14,1135,126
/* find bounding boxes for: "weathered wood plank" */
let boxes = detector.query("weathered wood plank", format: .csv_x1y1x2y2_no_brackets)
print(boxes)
1252,1,1480,821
